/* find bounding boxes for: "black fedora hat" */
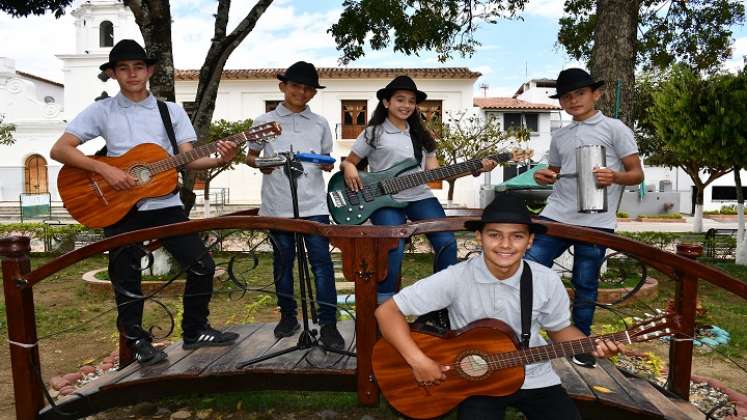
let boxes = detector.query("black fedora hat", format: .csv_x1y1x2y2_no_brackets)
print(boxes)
277,61,325,89
376,75,427,103
549,68,605,99
99,39,157,71
465,193,547,234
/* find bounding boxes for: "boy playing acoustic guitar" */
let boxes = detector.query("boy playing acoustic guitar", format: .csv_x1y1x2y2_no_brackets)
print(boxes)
50,40,239,365
375,194,624,419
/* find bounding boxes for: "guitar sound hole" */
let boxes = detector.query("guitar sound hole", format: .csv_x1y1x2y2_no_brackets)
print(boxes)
457,352,491,380
130,165,152,185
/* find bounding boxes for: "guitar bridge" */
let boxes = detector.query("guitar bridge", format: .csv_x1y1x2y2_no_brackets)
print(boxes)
89,177,109,205
328,191,347,208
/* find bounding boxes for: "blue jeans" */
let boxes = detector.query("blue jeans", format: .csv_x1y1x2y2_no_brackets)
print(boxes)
269,215,337,326
524,217,612,336
369,197,457,302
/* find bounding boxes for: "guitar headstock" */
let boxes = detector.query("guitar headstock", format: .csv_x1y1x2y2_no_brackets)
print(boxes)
626,311,680,344
242,121,282,144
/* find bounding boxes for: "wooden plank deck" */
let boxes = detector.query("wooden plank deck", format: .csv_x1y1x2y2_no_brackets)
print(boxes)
40,320,702,420
39,321,358,420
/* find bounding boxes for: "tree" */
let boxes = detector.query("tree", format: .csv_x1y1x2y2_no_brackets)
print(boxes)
640,65,736,232
2,0,275,214
0,0,73,18
0,114,16,146
198,118,253,217
706,67,747,264
330,0,529,64
430,110,525,204
558,0,744,127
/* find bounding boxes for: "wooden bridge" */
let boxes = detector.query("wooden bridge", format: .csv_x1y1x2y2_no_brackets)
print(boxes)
3,214,747,419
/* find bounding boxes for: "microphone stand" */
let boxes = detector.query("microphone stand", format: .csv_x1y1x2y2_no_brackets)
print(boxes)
238,150,355,368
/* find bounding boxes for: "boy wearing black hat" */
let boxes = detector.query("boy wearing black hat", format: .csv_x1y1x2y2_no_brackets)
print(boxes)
375,194,623,419
50,39,239,365
245,61,344,350
528,68,643,368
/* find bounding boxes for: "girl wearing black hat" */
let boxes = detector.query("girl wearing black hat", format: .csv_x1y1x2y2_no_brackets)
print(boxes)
340,76,496,303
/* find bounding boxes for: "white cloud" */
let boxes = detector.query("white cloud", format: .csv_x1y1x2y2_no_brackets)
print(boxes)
0,11,74,82
523,0,565,20
723,36,747,73
172,2,343,69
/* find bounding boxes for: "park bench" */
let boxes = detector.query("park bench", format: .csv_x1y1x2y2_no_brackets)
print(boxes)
703,228,737,260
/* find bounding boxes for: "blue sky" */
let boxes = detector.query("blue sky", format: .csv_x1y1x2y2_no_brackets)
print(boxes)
2,0,746,97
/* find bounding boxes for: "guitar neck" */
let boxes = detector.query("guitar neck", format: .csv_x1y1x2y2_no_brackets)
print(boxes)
385,152,513,194
152,127,270,174
490,331,631,369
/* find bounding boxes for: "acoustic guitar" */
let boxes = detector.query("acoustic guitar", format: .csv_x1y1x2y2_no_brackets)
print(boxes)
372,313,678,419
327,149,529,225
58,122,281,228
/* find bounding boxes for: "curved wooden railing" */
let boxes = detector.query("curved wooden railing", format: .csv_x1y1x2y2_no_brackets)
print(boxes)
2,214,747,419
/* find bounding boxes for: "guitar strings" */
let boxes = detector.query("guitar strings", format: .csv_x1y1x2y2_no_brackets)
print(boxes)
131,124,277,176
438,331,632,373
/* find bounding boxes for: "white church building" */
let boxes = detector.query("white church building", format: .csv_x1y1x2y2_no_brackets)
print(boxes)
0,0,743,219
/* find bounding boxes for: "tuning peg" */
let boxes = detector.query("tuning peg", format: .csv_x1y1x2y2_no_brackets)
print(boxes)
633,317,642,322
655,309,664,314
644,312,653,318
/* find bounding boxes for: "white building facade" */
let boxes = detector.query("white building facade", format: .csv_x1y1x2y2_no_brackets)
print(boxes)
1,0,743,215
1,0,493,210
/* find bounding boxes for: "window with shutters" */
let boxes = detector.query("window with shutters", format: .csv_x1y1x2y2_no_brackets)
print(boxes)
341,100,367,139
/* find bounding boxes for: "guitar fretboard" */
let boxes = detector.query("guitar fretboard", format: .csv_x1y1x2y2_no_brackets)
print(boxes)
486,331,630,369
146,124,276,175
381,152,512,195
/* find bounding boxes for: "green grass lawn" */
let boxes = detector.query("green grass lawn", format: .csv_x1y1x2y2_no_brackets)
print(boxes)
1,246,746,417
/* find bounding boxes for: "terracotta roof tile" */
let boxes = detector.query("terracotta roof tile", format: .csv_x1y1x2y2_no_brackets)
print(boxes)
474,97,561,110
175,67,481,81
15,71,64,87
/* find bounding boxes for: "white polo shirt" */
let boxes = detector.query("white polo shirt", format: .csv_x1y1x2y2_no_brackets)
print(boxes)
541,111,639,229
65,92,196,211
351,118,436,203
249,103,333,218
393,256,571,389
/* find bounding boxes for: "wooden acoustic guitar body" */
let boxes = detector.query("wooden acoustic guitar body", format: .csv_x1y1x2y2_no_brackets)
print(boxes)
372,319,525,419
58,143,178,228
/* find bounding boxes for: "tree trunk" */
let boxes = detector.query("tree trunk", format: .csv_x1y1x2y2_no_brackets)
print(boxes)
589,0,639,127
683,166,706,233
693,187,704,233
203,178,211,218
735,169,746,265
127,0,175,101
181,0,273,216
447,179,456,206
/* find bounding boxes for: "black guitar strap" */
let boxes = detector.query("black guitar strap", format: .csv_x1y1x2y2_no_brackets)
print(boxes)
520,260,533,349
156,100,192,197
156,100,180,156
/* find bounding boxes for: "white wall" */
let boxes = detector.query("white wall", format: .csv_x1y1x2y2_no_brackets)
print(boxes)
176,77,477,205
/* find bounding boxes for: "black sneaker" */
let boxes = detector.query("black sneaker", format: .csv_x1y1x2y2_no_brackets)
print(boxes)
274,315,300,338
183,326,239,350
319,324,345,350
131,337,167,366
572,353,597,368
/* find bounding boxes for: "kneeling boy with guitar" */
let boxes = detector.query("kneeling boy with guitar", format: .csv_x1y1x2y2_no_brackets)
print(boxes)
374,194,624,419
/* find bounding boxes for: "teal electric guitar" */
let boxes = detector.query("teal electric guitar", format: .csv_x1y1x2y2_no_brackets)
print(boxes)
327,150,528,225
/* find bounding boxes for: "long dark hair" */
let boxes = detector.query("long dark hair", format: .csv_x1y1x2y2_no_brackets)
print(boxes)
363,93,437,155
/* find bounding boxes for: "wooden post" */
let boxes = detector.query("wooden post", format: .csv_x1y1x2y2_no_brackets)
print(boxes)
332,236,400,406
668,244,701,400
1,236,44,419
